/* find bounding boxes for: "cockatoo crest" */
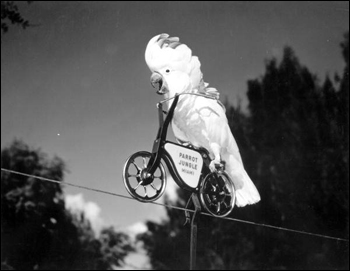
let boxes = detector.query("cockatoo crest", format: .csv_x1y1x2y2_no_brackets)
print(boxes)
145,33,217,94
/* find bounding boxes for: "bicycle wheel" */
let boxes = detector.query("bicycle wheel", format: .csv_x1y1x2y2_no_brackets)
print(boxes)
199,171,235,217
123,151,166,202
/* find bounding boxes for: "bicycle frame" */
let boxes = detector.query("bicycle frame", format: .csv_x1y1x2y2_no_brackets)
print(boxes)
146,94,212,192
122,93,236,217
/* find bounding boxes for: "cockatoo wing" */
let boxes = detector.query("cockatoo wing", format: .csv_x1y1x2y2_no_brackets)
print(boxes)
172,96,242,164
174,96,260,207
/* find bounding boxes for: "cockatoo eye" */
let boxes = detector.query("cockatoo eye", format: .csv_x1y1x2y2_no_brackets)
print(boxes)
165,69,170,73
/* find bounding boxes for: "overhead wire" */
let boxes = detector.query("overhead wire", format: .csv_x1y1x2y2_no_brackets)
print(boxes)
1,167,348,242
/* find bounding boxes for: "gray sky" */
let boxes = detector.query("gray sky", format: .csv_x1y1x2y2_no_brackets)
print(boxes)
1,1,349,233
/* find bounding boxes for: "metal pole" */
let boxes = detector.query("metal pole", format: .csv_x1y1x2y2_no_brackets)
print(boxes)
190,193,201,270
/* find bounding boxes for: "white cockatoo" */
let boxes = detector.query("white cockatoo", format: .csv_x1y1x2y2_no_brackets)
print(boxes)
145,33,260,207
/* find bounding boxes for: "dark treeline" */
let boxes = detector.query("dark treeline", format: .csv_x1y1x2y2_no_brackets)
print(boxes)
1,140,134,270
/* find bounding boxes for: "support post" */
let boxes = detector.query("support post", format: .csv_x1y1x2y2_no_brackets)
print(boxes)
190,193,201,270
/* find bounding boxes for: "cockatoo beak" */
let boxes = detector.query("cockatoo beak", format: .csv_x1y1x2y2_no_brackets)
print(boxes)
150,72,168,95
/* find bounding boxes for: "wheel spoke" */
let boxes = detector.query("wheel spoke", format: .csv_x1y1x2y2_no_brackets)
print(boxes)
143,186,148,197
128,173,138,178
205,194,213,205
150,183,159,192
216,202,221,213
131,161,142,172
133,180,143,191
205,183,215,192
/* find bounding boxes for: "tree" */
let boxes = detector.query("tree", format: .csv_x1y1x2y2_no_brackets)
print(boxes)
1,1,32,35
138,33,349,269
339,32,349,152
1,139,134,270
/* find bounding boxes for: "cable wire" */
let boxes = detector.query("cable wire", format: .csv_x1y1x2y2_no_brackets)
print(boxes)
1,168,348,242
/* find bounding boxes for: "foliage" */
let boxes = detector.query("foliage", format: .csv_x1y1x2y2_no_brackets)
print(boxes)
1,139,134,270
1,1,32,35
138,33,349,269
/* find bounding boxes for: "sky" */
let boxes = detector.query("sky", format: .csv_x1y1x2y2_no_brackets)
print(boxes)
1,0,349,250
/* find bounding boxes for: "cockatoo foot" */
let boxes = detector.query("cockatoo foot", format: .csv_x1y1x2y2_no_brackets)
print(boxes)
209,160,222,172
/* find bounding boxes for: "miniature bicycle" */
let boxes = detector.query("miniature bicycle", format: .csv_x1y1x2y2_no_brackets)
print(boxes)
122,94,236,217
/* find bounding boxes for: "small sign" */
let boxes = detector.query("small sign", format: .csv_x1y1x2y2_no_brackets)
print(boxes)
164,143,203,188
